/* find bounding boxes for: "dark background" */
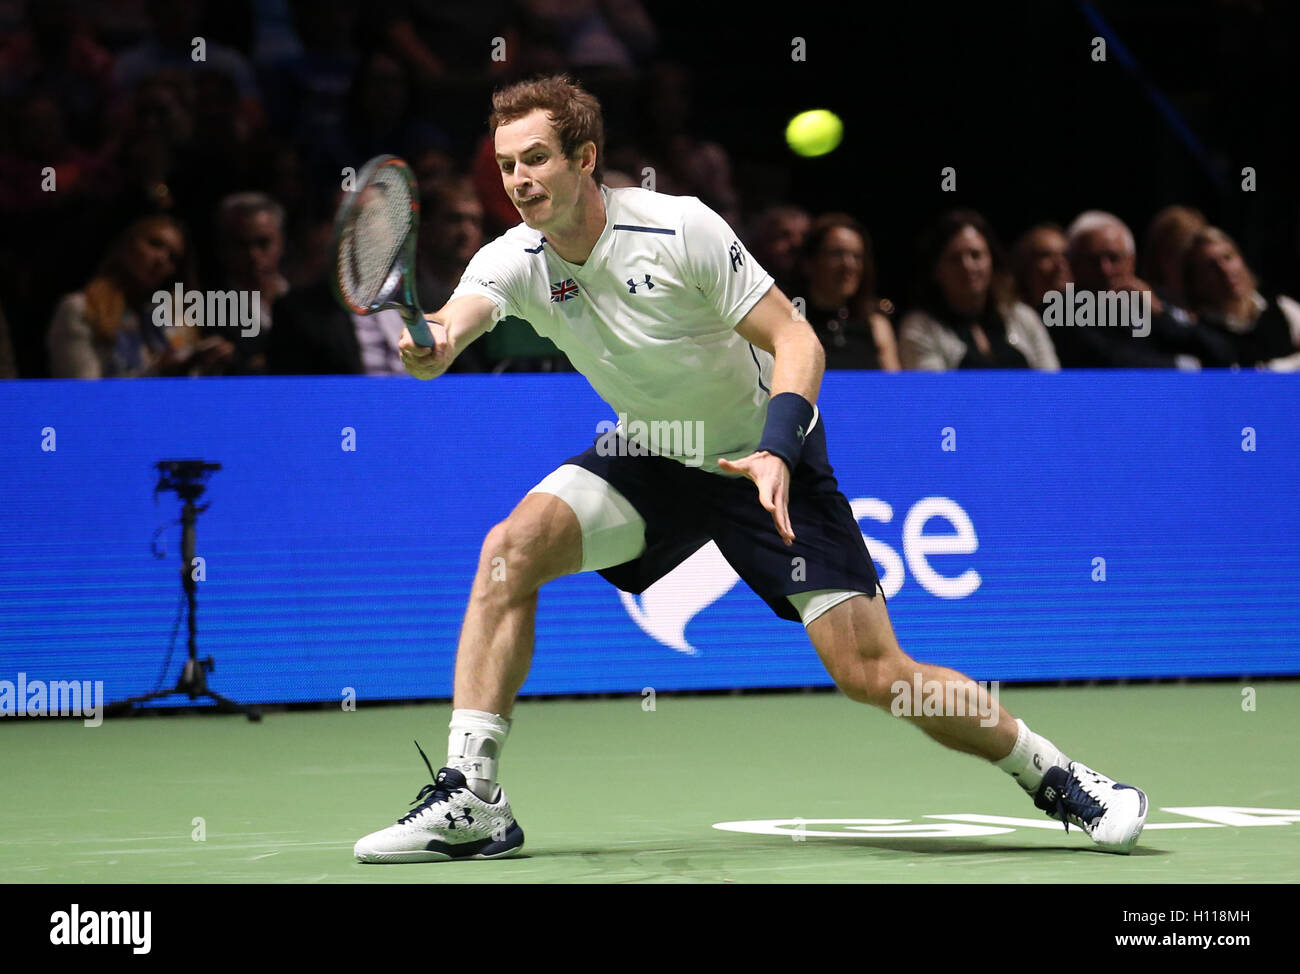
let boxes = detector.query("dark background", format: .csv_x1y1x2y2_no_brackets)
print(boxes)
643,0,1300,302
2,0,1297,374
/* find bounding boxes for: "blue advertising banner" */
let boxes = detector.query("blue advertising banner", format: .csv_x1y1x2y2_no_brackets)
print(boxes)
1,372,1297,706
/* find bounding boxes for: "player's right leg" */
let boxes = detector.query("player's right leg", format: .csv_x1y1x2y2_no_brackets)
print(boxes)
453,490,585,717
354,464,647,863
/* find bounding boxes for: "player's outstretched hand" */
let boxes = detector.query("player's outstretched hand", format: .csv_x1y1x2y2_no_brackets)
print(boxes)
399,316,453,380
717,451,795,546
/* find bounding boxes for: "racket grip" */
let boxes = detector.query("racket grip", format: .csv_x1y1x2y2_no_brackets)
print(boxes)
400,307,436,348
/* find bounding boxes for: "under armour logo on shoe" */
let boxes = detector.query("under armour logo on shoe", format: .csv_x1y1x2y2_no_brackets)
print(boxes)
445,811,475,829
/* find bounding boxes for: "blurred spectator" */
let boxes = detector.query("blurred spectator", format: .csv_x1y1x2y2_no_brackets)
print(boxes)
270,187,432,377
1183,227,1300,371
749,204,810,298
0,90,109,209
250,139,310,247
605,63,738,226
332,49,449,175
1140,204,1206,312
900,210,1058,371
1011,223,1071,309
212,191,289,373
379,0,516,84
259,0,358,151
101,70,262,279
46,214,232,378
86,0,153,52
280,189,337,291
100,73,195,216
416,177,484,310
269,285,411,376
515,0,657,76
249,0,305,64
183,72,264,264
0,0,115,146
112,0,263,133
1062,210,1234,369
415,175,490,370
797,214,899,371
0,299,16,378
410,143,456,189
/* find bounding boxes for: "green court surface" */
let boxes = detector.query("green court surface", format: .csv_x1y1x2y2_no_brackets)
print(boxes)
3,682,1297,884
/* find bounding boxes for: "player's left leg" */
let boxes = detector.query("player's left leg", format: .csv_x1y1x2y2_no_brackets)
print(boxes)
804,590,1017,757
805,592,1148,853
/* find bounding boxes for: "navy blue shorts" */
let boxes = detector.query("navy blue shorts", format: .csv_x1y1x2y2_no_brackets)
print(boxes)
563,415,880,622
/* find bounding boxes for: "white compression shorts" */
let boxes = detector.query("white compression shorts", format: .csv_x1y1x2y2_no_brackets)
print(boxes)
527,463,873,626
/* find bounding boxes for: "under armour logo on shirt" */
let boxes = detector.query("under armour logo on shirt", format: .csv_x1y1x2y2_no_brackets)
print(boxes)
626,274,654,293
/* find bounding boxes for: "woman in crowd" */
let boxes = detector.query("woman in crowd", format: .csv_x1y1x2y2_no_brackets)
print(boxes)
1182,226,1300,371
900,209,1059,371
47,214,231,378
798,213,900,371
1141,205,1206,314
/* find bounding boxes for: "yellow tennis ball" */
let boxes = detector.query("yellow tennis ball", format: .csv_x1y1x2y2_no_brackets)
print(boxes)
786,109,843,157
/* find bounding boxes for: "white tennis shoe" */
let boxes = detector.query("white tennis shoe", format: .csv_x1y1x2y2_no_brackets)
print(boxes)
354,745,524,863
1034,760,1148,854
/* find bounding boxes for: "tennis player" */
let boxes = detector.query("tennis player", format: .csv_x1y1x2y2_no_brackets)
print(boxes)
354,75,1148,861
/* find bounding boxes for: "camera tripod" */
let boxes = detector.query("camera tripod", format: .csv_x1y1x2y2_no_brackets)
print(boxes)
107,461,260,721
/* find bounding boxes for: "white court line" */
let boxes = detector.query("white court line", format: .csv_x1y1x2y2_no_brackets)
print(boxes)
930,814,1224,831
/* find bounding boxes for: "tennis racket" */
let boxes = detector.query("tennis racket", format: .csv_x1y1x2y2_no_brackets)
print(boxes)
330,154,436,346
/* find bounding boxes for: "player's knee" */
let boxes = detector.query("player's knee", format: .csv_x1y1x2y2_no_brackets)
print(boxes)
829,644,909,708
478,519,537,591
478,513,566,593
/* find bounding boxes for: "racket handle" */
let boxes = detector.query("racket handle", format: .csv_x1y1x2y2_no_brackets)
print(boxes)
400,307,436,348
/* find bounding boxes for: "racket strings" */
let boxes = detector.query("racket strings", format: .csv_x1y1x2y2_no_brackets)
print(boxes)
342,172,412,306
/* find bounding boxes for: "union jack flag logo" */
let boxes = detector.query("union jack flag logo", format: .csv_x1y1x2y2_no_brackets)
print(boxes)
550,278,579,302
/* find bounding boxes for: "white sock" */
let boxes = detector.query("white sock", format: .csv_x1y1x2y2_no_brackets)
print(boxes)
447,709,511,801
994,718,1069,793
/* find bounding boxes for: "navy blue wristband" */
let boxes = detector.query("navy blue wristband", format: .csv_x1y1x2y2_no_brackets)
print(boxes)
757,392,814,471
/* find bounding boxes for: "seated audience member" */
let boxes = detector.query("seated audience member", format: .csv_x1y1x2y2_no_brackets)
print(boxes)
750,205,811,298
1140,204,1206,315
798,214,899,371
1183,227,1300,371
0,301,17,378
1061,210,1234,369
47,214,233,378
269,282,411,376
1012,222,1071,309
899,210,1058,371
112,0,262,132
212,192,290,373
416,177,485,311
269,185,487,376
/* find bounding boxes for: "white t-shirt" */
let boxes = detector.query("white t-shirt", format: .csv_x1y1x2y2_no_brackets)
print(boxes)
449,186,775,472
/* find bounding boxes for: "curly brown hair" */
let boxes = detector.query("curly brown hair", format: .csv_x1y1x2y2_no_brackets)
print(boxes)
489,74,605,184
